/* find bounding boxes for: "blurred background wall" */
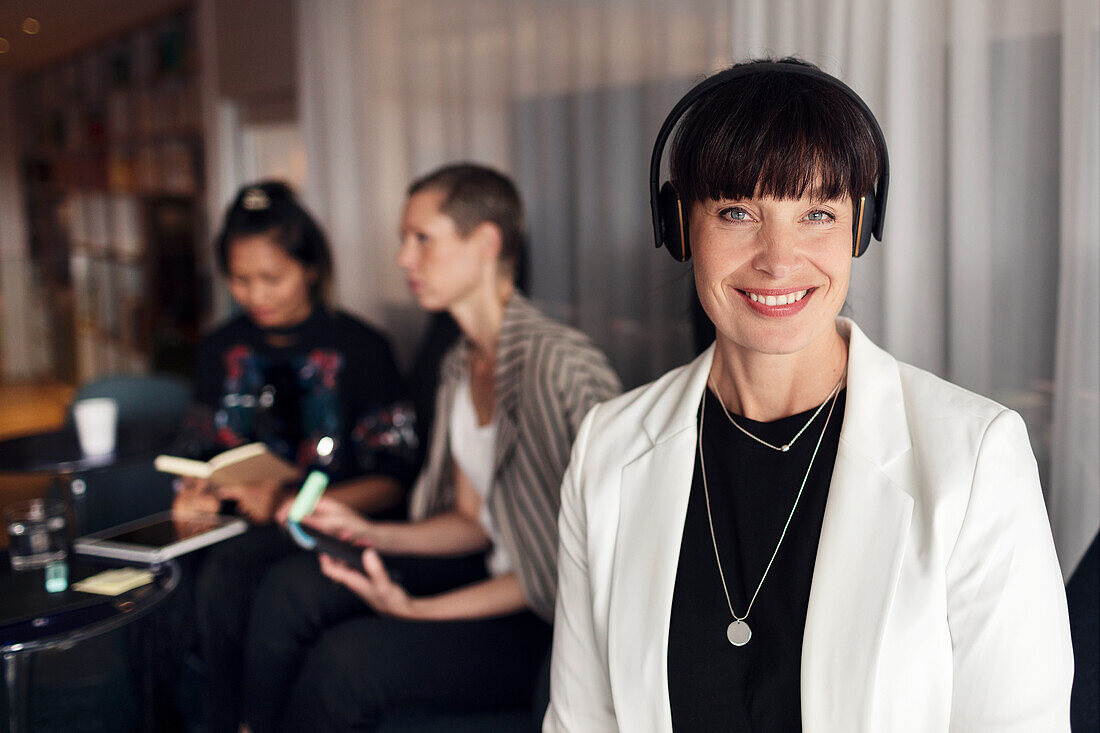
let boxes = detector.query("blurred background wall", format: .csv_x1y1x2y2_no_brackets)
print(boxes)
0,0,1096,577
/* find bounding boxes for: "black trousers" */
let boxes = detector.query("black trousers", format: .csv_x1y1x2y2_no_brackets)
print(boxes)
241,552,552,732
132,524,299,732
195,525,300,733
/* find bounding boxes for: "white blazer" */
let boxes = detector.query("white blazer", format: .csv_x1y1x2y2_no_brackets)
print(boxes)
545,319,1072,733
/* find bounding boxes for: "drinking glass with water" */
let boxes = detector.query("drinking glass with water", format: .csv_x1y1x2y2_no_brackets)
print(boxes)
5,498,68,571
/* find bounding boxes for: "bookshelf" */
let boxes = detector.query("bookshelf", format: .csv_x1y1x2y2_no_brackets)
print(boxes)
17,9,204,384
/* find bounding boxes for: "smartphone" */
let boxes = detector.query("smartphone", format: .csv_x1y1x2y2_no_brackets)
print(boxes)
297,524,368,567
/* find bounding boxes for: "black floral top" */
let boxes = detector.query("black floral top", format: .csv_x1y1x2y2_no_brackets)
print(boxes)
176,308,417,488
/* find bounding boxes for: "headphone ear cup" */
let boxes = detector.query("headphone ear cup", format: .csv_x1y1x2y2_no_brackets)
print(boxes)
852,193,876,257
659,181,691,262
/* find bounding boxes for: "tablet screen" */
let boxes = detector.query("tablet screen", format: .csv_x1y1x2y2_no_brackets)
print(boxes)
102,515,230,548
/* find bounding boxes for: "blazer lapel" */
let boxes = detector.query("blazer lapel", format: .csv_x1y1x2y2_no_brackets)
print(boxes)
408,344,464,520
801,320,915,732
490,295,533,482
608,349,714,733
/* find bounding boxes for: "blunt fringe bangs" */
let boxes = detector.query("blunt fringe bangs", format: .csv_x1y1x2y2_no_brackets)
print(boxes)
669,59,882,208
408,163,526,281
215,181,333,302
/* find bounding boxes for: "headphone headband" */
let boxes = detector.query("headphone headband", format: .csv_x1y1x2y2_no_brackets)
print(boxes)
650,61,890,257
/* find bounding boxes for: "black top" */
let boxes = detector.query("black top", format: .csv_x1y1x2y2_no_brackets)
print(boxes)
175,308,417,487
668,387,846,732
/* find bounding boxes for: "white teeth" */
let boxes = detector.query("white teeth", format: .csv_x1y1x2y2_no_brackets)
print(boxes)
746,289,808,306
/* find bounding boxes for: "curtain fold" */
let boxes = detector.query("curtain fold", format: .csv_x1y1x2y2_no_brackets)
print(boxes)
1050,0,1099,578
297,0,1099,576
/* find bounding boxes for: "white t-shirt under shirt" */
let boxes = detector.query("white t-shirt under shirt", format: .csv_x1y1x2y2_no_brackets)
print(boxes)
448,372,514,576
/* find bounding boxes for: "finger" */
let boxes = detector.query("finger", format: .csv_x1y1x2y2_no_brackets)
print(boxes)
274,498,293,526
175,491,219,516
311,495,355,518
217,484,243,499
183,477,211,493
320,552,362,579
253,479,280,496
361,549,390,584
321,555,375,599
302,512,365,540
309,496,338,515
319,553,341,578
300,513,341,534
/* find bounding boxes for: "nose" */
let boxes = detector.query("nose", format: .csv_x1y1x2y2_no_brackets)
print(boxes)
244,280,270,306
232,280,264,312
751,221,801,280
396,236,416,270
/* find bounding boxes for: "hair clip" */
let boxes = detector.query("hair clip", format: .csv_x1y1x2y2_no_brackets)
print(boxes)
242,187,271,211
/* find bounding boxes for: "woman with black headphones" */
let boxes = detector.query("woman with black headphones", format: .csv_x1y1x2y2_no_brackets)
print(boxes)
545,58,1072,732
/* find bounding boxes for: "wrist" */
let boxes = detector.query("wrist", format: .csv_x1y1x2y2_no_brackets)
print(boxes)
405,595,438,621
368,521,396,553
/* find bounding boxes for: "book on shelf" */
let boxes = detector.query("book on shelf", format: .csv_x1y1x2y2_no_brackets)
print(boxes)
110,195,143,259
85,194,110,253
154,442,300,487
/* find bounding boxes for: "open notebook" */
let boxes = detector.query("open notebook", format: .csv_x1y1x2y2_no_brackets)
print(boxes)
154,442,299,487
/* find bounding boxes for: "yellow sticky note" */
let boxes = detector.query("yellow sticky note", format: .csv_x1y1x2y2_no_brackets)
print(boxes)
72,568,154,596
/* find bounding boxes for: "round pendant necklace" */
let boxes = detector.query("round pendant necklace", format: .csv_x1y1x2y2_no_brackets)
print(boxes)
711,378,837,453
697,374,844,646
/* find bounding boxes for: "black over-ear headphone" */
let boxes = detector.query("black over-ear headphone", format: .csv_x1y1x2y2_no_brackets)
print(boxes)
649,62,890,261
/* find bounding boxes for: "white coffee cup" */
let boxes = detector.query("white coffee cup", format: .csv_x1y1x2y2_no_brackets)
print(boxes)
72,397,119,455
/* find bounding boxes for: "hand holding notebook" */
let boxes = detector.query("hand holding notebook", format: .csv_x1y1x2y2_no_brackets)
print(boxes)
154,442,300,487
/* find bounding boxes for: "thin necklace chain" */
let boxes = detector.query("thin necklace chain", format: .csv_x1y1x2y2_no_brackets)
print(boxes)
697,376,843,624
710,374,842,452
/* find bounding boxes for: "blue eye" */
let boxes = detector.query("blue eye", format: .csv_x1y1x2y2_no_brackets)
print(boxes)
806,210,835,222
720,207,750,221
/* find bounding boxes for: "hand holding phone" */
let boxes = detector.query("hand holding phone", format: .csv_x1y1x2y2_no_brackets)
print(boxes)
296,523,369,567
285,471,344,554
319,546,413,618
284,471,378,572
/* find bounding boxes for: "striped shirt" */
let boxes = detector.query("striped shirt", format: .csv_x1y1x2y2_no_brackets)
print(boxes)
408,293,622,621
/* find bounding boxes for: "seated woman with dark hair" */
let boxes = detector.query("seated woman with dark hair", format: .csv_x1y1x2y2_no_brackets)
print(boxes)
546,59,1072,732
169,181,418,733
238,164,622,732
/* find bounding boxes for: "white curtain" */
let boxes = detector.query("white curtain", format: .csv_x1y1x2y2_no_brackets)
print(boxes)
1050,0,1099,579
296,0,1099,577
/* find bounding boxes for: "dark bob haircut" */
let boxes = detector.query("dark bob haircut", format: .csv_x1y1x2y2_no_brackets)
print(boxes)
408,163,526,282
215,181,333,303
669,57,883,210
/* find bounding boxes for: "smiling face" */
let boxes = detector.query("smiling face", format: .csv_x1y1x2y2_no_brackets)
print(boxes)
691,193,853,359
226,233,316,330
396,188,495,312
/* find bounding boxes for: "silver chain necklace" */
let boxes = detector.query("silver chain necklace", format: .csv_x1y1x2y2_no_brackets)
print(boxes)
697,376,843,646
710,377,839,452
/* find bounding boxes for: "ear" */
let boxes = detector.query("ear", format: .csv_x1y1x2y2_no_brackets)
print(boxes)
471,221,503,262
